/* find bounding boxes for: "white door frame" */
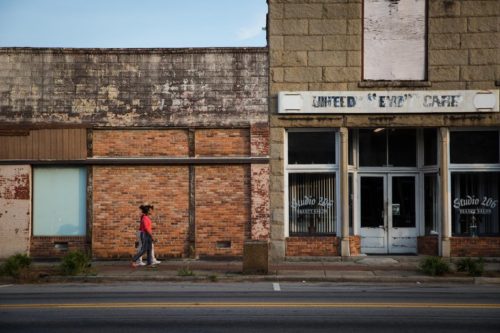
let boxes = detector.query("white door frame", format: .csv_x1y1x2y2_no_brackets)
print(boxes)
358,173,418,254
388,174,418,254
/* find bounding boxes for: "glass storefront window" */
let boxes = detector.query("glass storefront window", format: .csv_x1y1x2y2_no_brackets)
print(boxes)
33,167,87,236
424,128,437,166
388,129,417,167
451,172,500,236
450,131,499,164
359,129,416,167
288,131,335,165
359,129,386,166
424,174,438,235
348,129,354,166
288,173,336,235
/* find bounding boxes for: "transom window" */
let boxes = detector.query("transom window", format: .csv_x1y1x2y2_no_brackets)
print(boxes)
450,130,499,164
288,131,335,165
358,129,417,167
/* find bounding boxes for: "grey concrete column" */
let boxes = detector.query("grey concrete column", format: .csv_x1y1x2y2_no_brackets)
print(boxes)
340,127,350,257
269,124,286,263
439,127,451,257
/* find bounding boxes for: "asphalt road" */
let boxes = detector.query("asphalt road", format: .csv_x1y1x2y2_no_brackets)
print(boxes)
1,282,499,332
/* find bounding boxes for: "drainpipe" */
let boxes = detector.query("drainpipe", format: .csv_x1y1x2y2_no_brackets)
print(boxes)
439,127,451,257
340,127,350,257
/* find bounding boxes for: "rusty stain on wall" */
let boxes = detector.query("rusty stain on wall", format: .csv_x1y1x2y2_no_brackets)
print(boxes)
0,165,31,258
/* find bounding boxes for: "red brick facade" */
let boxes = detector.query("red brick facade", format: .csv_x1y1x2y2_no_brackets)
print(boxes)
93,129,189,157
195,129,249,157
349,235,361,256
286,237,339,257
195,165,251,257
92,165,190,258
89,128,261,259
30,236,87,258
450,237,500,257
418,236,439,256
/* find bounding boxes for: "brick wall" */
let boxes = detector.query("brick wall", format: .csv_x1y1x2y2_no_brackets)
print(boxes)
451,237,500,257
195,129,250,156
250,123,270,240
418,236,439,256
30,236,87,258
0,46,270,261
286,236,339,257
349,235,361,256
89,126,267,259
195,165,251,257
92,166,190,259
93,129,189,157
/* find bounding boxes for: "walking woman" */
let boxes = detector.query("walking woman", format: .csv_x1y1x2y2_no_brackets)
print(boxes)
131,204,155,267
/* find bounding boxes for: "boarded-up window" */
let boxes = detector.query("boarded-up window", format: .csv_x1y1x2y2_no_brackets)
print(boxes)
363,0,426,80
33,167,87,236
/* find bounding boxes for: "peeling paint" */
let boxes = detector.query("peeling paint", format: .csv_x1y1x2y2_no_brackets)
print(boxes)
0,49,268,127
0,165,31,258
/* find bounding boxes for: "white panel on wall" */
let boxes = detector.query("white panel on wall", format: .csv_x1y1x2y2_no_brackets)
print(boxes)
0,165,31,259
33,167,87,236
364,0,426,80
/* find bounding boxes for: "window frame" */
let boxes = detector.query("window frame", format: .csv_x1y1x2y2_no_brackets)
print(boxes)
284,129,340,237
450,171,500,236
362,0,429,83
448,128,500,236
449,129,500,166
32,166,88,237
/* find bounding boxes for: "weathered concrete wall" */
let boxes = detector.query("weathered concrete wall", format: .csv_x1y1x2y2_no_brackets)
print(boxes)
0,165,31,259
0,48,268,128
269,0,498,93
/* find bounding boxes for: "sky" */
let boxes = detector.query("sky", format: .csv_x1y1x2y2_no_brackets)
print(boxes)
0,0,268,48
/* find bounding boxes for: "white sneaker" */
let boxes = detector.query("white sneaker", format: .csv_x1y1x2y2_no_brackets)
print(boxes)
153,259,161,264
136,261,146,266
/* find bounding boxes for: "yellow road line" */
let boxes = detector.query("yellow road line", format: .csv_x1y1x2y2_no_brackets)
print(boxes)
1,302,500,309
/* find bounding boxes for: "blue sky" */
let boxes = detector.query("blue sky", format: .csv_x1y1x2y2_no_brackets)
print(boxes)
0,0,267,47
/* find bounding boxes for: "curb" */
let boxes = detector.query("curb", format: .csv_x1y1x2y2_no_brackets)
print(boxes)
23,274,500,285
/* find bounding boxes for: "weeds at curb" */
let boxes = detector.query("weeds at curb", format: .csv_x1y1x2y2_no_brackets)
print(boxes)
178,266,195,276
456,258,484,277
419,256,451,276
0,253,32,279
60,250,92,276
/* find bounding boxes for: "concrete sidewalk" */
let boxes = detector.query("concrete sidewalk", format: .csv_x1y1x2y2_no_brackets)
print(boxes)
35,256,500,285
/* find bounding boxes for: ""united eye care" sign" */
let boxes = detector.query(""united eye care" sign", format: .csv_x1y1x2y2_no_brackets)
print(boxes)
278,90,499,114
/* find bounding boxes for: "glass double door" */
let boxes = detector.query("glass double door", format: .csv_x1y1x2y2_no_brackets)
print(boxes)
359,174,417,254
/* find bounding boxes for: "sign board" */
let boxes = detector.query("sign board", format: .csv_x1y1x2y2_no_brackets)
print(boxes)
278,90,499,114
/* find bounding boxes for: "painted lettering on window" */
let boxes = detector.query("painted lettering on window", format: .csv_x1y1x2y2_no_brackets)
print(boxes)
290,195,334,215
453,195,498,215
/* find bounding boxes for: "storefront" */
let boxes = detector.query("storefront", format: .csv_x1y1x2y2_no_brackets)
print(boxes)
277,90,500,257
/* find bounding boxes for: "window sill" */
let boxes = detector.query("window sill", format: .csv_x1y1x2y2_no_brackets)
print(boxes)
358,81,432,88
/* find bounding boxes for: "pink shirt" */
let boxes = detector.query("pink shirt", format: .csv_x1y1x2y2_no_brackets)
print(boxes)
139,214,152,235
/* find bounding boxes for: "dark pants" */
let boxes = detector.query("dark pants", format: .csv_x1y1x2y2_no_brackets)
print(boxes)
133,233,152,265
